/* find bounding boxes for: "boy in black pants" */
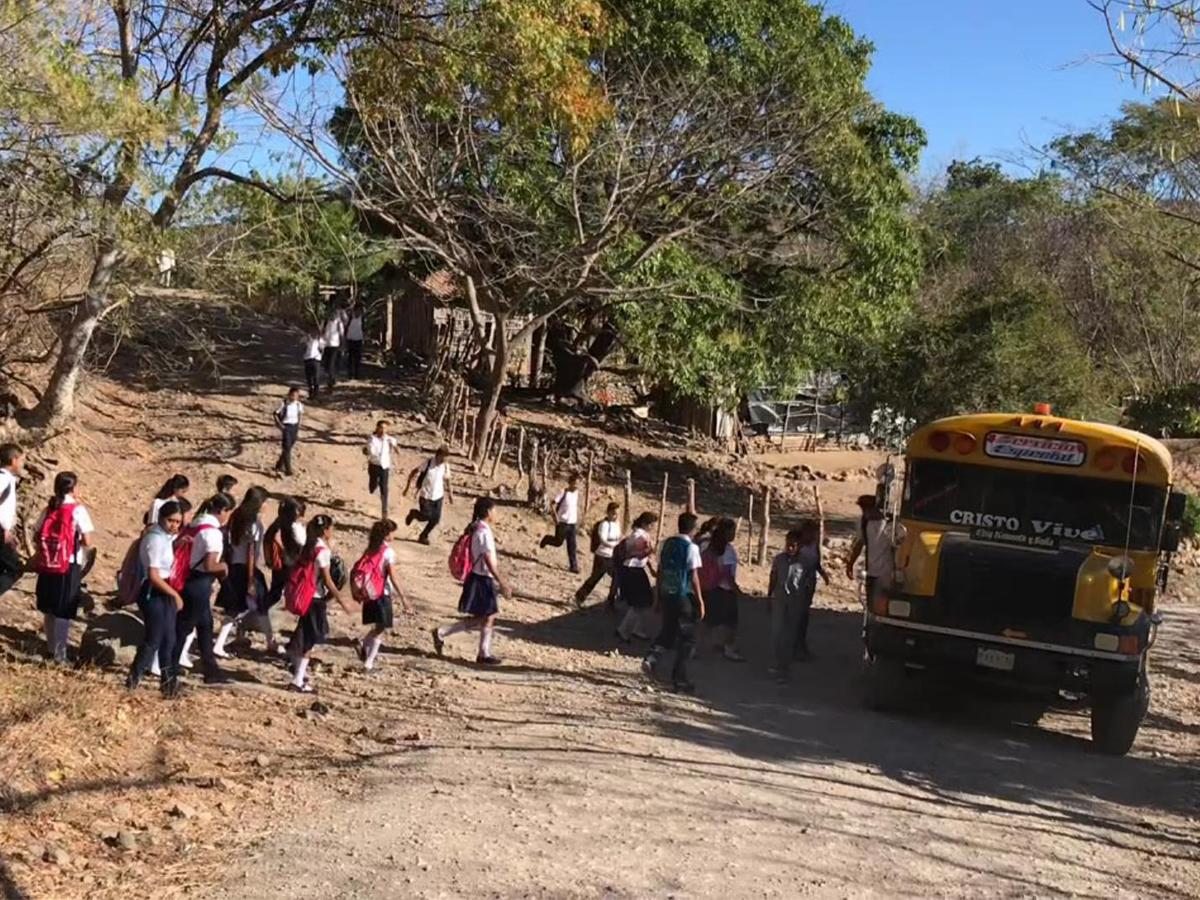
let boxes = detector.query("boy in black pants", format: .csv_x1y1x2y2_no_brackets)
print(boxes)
539,473,581,573
273,387,304,476
642,513,705,693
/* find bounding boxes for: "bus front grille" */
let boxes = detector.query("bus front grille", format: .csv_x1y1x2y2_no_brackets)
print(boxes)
935,534,1084,634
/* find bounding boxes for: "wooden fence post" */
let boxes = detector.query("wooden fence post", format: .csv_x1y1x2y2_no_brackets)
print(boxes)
489,422,508,479
686,477,696,515
746,491,755,561
527,438,541,505
813,484,825,546
512,426,526,490
757,485,771,566
583,449,594,520
623,469,632,534
655,472,669,546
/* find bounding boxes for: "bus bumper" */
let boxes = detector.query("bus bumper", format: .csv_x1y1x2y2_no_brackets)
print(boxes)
865,615,1143,695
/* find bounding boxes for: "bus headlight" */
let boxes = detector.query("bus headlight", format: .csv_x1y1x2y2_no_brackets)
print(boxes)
1107,556,1134,580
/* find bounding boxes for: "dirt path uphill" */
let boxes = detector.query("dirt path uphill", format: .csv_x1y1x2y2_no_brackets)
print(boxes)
0,297,1197,899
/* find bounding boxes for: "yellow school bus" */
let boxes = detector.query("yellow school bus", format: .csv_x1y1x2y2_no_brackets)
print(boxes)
865,405,1186,755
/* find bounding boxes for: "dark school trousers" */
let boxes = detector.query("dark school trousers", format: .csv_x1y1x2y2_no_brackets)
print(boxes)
653,595,697,686
276,424,299,475
541,523,579,571
174,574,219,675
346,340,364,379
411,497,443,542
0,537,22,598
575,553,613,603
368,464,390,518
133,588,177,680
304,359,320,396
321,345,341,388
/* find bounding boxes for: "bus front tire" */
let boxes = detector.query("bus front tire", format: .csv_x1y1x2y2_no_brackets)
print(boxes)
1090,680,1150,756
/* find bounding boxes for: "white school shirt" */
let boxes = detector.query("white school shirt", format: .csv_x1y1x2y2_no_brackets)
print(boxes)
367,434,398,469
139,525,176,579
716,544,738,589
594,520,621,558
470,522,497,578
346,314,364,341
381,545,397,596
323,314,345,348
292,522,307,546
278,400,303,425
33,496,94,565
553,489,579,525
0,468,18,532
622,528,653,568
190,514,224,568
314,537,332,598
303,336,324,360
419,460,449,502
228,518,265,567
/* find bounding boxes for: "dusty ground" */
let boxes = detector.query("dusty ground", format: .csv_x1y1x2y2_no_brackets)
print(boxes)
1,299,1197,899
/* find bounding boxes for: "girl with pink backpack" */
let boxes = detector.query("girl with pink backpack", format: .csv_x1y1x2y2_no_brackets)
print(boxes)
431,497,511,666
283,514,356,692
31,472,96,664
352,519,412,672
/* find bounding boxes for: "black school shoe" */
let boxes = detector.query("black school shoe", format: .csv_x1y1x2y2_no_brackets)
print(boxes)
203,669,232,686
475,655,502,666
161,676,182,699
672,680,696,694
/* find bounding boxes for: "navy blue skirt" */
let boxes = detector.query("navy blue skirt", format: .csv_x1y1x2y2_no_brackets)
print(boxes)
296,598,330,653
362,595,394,629
35,564,83,619
617,566,653,609
458,573,498,617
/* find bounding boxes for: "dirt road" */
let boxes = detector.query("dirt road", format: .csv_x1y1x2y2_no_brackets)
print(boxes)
2,300,1197,899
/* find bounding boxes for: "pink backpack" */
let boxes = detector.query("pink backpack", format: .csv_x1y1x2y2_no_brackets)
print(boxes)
35,503,78,575
285,551,319,616
448,524,477,583
351,546,388,603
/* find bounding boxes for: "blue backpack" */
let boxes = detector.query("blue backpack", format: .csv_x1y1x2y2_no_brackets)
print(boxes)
658,536,694,599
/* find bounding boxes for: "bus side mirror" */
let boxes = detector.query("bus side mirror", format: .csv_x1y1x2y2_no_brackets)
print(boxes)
1162,523,1182,554
1167,491,1187,521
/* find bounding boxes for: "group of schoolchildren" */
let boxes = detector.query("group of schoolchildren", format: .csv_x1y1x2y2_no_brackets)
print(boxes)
303,302,367,397
538,472,835,692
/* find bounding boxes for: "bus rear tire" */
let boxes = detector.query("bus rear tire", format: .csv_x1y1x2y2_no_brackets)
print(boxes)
864,655,910,711
1090,679,1150,756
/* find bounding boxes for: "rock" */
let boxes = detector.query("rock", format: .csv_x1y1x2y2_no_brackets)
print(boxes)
44,847,70,866
26,843,45,864
92,821,120,843
116,830,139,852
111,802,134,823
309,700,330,716
403,731,422,742
169,801,198,820
254,754,271,768
78,610,144,668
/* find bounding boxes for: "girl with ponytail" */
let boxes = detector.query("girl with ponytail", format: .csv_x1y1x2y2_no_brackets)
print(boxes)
285,513,355,692
32,472,95,663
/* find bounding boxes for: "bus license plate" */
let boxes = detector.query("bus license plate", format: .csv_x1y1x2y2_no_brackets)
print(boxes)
976,647,1015,671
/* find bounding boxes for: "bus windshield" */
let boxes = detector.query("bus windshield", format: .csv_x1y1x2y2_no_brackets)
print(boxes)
903,458,1166,551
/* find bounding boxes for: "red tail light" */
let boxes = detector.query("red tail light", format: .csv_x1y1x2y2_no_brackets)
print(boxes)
953,434,976,454
929,431,950,452
1121,451,1141,474
1095,448,1118,472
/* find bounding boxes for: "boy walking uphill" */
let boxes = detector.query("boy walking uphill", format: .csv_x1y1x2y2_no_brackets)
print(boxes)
0,443,25,599
302,325,324,398
642,513,705,693
404,446,453,545
321,305,346,390
574,501,621,607
273,387,304,476
539,473,581,572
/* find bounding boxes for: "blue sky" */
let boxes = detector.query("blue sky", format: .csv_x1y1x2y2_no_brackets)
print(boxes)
826,1,1148,179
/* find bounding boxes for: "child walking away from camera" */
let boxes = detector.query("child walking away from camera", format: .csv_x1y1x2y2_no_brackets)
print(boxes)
214,486,269,658
642,513,705,693
32,472,96,663
404,445,452,545
146,473,190,527
432,497,511,665
615,512,658,642
321,306,346,391
574,501,621,607
352,519,413,672
126,501,186,697
768,523,828,681
699,517,744,661
274,387,304,476
264,497,306,620
284,514,355,692
539,473,581,573
345,303,366,379
303,324,324,398
0,443,25,599
171,493,234,684
364,420,399,519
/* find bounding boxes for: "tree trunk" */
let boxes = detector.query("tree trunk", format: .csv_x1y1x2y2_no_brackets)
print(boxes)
529,323,546,388
546,321,619,401
472,310,509,465
28,243,122,427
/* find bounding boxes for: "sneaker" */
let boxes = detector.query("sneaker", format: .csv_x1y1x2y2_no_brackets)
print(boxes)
640,655,656,679
417,535,431,546
178,653,194,670
672,680,696,694
475,655,502,666
286,682,315,694
430,627,445,658
212,647,231,660
405,511,416,526
722,646,746,662
569,567,581,575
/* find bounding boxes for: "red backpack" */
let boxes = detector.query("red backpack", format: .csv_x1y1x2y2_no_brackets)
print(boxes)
350,546,388,603
285,551,319,616
35,503,79,575
166,523,216,592
448,524,478,583
698,547,723,593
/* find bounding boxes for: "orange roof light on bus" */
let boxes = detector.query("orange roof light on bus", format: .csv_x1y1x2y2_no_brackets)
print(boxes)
1033,402,1053,415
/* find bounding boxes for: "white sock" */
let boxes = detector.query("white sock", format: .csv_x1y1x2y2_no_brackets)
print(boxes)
479,626,493,658
292,656,310,687
150,658,162,677
54,618,71,658
439,621,472,639
365,635,383,669
617,608,638,639
180,630,196,660
214,621,235,655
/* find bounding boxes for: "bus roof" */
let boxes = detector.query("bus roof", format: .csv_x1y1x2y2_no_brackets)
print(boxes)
907,413,1172,484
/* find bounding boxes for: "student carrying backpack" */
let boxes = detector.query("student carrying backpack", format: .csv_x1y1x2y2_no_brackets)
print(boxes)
32,472,95,664
352,519,412,671
284,514,357,693
170,493,234,685
642,513,705,694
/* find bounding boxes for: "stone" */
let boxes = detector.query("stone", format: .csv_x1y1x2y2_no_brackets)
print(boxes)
309,700,330,716
254,754,271,768
169,801,198,820
116,831,139,852
44,847,70,866
111,802,134,823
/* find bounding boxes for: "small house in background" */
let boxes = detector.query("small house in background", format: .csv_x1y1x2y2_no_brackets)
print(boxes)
364,264,533,380
655,395,737,443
